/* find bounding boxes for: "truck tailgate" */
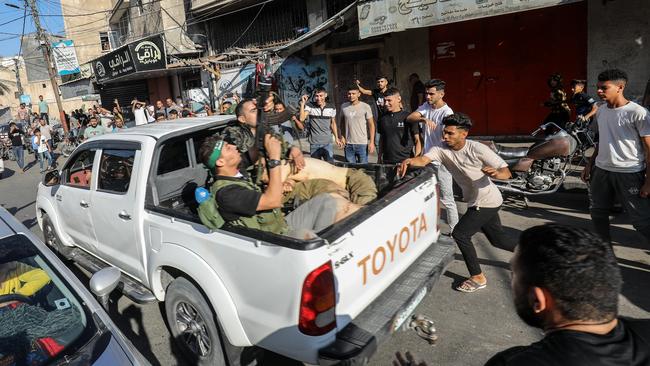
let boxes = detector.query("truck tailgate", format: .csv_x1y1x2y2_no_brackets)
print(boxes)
327,176,441,329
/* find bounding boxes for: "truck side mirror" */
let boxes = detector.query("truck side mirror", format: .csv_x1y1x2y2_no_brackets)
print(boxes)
90,267,121,310
43,170,60,187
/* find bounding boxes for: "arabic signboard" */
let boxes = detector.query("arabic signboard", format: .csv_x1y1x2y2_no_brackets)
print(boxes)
92,45,135,83
357,0,581,39
52,40,81,76
92,34,167,83
128,35,167,72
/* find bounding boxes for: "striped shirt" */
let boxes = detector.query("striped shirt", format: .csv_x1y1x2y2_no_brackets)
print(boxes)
304,103,336,144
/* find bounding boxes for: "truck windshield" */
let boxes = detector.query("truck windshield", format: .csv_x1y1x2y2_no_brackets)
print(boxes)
0,234,95,365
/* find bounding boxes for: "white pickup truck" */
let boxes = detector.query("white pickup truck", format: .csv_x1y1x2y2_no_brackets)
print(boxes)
36,116,455,365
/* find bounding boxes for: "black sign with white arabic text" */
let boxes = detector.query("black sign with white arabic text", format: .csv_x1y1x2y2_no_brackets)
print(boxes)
129,35,167,72
92,34,167,83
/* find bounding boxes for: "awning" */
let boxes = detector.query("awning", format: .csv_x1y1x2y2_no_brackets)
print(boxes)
97,65,202,85
273,1,358,57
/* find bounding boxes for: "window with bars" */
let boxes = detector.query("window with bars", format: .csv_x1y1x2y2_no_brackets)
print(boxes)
206,0,308,53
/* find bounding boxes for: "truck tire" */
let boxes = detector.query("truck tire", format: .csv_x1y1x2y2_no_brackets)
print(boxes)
42,213,73,258
165,277,227,366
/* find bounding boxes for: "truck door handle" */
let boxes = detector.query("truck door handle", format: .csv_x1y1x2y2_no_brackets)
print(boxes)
79,201,89,208
118,211,131,220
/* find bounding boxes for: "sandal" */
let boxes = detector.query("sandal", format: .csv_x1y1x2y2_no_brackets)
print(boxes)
455,278,487,293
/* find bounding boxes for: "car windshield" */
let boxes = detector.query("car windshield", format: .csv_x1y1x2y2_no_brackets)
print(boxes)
0,234,94,365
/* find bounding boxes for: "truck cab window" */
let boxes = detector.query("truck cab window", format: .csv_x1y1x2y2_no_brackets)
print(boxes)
98,150,135,193
64,150,96,189
157,139,189,175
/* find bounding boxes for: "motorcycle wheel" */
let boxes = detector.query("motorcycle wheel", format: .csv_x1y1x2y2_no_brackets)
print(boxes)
7,149,15,161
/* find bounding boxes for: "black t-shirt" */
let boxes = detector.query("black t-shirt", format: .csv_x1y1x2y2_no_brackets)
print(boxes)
9,129,23,146
485,318,650,366
571,92,596,116
372,88,388,117
214,176,262,222
378,110,418,164
410,81,425,112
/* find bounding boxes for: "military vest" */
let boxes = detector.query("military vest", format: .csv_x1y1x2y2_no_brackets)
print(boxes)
197,177,288,235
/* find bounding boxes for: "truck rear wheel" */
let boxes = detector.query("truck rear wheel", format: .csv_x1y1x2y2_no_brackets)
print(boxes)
165,277,226,366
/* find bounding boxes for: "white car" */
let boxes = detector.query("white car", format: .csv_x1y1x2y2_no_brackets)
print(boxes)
36,116,455,365
0,207,148,365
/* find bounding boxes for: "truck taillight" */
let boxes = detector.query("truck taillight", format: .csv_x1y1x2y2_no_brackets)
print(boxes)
436,183,441,232
299,261,336,336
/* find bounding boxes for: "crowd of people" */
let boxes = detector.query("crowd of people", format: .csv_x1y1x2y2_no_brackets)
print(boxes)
1,66,649,364
197,68,648,364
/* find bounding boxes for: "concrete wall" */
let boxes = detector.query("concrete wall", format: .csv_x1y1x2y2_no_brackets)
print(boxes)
160,0,200,54
60,0,113,65
588,0,650,103
383,27,430,104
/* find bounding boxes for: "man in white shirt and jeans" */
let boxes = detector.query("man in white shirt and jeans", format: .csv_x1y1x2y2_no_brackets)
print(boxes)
399,113,514,293
581,69,650,243
407,79,459,232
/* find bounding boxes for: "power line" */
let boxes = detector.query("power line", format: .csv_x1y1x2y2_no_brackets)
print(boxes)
225,2,266,50
0,14,27,27
21,0,278,55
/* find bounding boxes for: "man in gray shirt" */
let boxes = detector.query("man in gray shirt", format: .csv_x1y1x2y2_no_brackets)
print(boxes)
339,84,375,163
299,88,342,162
581,69,650,243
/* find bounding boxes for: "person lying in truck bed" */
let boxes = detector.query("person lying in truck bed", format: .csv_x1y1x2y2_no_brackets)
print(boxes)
197,134,364,239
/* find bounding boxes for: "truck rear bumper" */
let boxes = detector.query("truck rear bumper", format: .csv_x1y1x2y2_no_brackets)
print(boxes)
318,236,456,365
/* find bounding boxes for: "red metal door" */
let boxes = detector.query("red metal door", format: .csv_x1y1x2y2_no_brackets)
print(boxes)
429,19,487,133
430,2,587,135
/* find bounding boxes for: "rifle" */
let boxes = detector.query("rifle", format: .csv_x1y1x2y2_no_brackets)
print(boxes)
254,75,291,157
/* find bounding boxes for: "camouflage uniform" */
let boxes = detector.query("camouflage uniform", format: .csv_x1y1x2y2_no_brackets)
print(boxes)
222,121,290,182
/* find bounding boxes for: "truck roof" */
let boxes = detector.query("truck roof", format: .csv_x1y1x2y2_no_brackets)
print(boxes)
95,115,234,140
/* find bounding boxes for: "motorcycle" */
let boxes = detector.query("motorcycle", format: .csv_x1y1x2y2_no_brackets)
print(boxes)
564,118,596,167
481,122,577,198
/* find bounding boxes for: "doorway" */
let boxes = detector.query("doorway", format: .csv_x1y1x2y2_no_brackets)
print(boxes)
331,49,381,116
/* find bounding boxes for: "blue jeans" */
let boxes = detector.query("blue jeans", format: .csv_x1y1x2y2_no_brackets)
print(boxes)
344,144,368,164
11,146,24,170
310,143,333,162
38,151,52,171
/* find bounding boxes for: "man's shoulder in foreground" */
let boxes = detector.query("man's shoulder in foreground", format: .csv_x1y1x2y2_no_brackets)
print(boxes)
485,318,650,366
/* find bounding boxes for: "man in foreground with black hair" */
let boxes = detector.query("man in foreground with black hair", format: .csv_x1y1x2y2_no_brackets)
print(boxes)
398,113,513,293
486,224,650,366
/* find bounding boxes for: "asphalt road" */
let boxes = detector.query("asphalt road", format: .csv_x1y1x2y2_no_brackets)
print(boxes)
1,151,648,366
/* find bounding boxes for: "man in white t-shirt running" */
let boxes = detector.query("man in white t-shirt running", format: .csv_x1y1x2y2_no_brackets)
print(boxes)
399,113,514,293
581,69,650,243
406,79,459,232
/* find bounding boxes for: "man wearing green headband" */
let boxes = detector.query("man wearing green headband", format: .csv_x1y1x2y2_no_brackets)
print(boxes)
198,134,339,238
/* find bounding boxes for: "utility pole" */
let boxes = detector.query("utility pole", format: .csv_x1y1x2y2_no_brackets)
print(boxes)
26,0,68,132
13,57,23,96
